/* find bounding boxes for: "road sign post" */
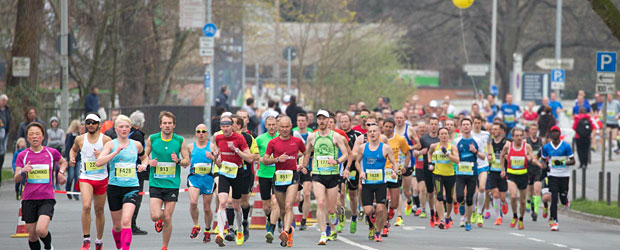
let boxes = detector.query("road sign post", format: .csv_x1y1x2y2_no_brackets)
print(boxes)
597,51,617,185
550,69,565,90
283,46,297,94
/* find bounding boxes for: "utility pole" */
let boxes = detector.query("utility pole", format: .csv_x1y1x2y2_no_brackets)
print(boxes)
490,0,497,94
555,0,563,97
203,0,214,133
60,0,69,129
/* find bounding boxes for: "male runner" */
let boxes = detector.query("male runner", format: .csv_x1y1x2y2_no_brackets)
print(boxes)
70,114,112,250
541,126,575,231
453,118,485,231
144,111,190,250
263,116,306,247
471,115,491,227
412,121,429,217
187,124,217,243
293,113,313,231
15,122,67,250
327,113,351,234
500,94,521,137
256,116,280,242
232,112,259,242
349,124,397,242
418,117,440,227
488,122,509,225
339,113,362,234
352,109,371,134
500,127,541,230
213,116,255,247
427,127,458,230
393,112,421,219
301,110,349,245
381,118,410,234
526,123,543,221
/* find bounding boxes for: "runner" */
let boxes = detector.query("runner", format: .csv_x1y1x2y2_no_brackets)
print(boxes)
472,115,491,227
418,117,440,227
143,111,190,250
499,94,521,137
213,115,255,247
381,118,410,235
327,113,351,234
454,118,485,231
427,127,458,230
500,127,541,230
69,114,112,250
233,112,260,242
352,109,371,134
393,112,421,220
95,115,148,250
301,110,349,245
256,116,280,242
262,116,306,247
339,113,362,234
526,123,543,221
489,122,509,225
540,126,575,231
187,124,217,243
293,113,313,231
14,122,67,250
412,121,429,217
349,124,397,242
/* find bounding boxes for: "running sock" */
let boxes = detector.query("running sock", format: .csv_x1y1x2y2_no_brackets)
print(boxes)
40,231,52,250
217,210,227,235
519,216,523,222
413,195,420,207
513,213,518,219
95,238,103,245
28,240,41,250
235,209,243,232
113,229,122,249
352,215,357,222
226,208,235,230
476,192,485,214
533,195,541,213
493,198,501,218
301,218,306,226
83,234,90,240
242,206,250,222
121,228,132,250
366,215,374,229
329,213,338,225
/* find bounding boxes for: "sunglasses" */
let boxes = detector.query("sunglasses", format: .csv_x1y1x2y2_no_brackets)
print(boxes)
360,115,368,118
85,120,99,125
195,130,208,134
366,123,377,127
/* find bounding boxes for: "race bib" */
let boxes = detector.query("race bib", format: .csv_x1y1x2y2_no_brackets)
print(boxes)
316,156,337,172
219,161,239,179
84,160,104,175
385,168,397,183
115,163,136,179
27,164,50,184
349,170,357,180
505,114,515,123
510,156,525,170
364,168,383,184
550,156,567,168
194,163,213,175
457,161,475,175
154,162,176,179
274,170,294,186
399,153,406,168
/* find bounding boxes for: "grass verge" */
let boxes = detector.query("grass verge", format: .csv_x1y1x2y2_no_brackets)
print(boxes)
570,198,620,219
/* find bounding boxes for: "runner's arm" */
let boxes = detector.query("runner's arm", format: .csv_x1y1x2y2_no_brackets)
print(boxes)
409,127,421,150
447,145,459,164
95,141,117,167
302,133,315,169
385,144,398,174
178,139,191,167
335,134,351,165
69,135,81,166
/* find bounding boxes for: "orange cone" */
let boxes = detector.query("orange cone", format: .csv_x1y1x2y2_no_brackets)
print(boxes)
249,199,266,229
10,203,29,238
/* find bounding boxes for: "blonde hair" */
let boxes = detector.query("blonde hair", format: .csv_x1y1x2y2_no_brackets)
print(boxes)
15,137,26,149
66,119,81,134
115,115,132,127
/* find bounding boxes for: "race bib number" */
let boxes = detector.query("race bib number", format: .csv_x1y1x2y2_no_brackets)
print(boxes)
385,168,397,183
274,170,294,186
316,156,337,172
399,153,406,168
504,114,515,123
219,161,239,179
550,156,567,168
349,170,357,180
115,163,136,179
608,110,616,117
510,156,525,170
194,163,212,175
457,161,475,175
490,154,502,171
154,162,176,179
27,164,50,184
364,169,383,185
84,160,104,175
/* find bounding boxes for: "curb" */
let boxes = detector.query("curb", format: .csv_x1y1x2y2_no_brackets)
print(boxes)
559,208,620,226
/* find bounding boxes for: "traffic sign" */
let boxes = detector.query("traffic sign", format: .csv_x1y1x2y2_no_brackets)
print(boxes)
463,64,489,76
550,69,565,90
200,37,214,48
179,0,205,29
12,57,30,77
489,84,498,96
202,23,217,37
283,46,297,61
536,58,574,70
596,83,615,94
200,48,214,57
597,52,617,73
597,72,615,83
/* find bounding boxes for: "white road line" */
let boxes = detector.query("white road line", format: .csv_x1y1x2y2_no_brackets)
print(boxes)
569,248,581,250
403,226,426,230
509,233,525,237
528,238,545,242
552,243,568,248
338,235,379,250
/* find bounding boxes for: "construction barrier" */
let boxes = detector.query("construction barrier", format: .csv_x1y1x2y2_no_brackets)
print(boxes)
10,202,29,238
249,199,266,230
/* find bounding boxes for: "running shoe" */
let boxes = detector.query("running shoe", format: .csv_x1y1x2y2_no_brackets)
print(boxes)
265,231,274,243
381,226,389,237
477,213,484,227
454,202,459,215
317,235,328,245
484,212,491,219
465,222,472,231
329,214,338,226
543,207,548,218
299,222,307,231
203,232,211,243
80,239,91,250
279,230,288,247
95,241,102,250
243,221,250,242
338,207,345,224
190,226,200,239
460,217,465,227
336,221,344,233
438,220,446,229
155,219,163,233
225,229,235,241
471,212,478,223
526,200,531,213
419,211,427,218
510,218,517,228
501,202,508,215
350,220,357,234
298,199,304,213
327,231,337,241
236,230,244,246
388,208,395,220
551,221,559,231
549,219,554,227
394,216,404,226
459,203,465,215
564,201,570,209
215,234,225,247
287,228,294,247
445,217,453,229
213,226,219,235
161,247,167,250
430,214,436,227
434,213,440,227
368,228,375,240
359,211,365,221
494,217,502,225
415,208,422,216
532,211,538,222
405,200,413,216
518,220,524,230
374,233,383,242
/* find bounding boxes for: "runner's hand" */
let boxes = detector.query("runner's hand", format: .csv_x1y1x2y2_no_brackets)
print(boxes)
227,142,235,150
328,157,338,165
171,152,179,163
93,148,101,158
149,158,158,167
343,169,350,179
69,158,76,167
301,167,308,175
500,170,506,178
137,164,147,172
23,162,32,173
205,152,214,161
469,144,476,153
428,164,434,171
391,170,397,180
57,170,66,185
360,172,366,180
419,148,428,155
278,153,288,162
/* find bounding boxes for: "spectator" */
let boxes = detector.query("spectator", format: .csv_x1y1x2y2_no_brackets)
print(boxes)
84,87,99,114
260,100,279,134
443,95,456,117
0,94,11,171
211,106,226,134
357,101,366,111
373,97,384,112
285,95,305,128
549,92,564,119
242,97,259,135
46,116,65,152
307,112,318,130
128,110,148,235
12,137,26,200
347,103,357,116
573,107,593,169
573,94,591,115
522,101,538,126
17,107,46,146
215,85,229,110
100,108,119,134
427,100,440,117
281,95,291,114
538,106,556,142
64,119,82,200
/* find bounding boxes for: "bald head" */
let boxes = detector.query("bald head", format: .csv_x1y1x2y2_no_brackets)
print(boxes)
195,124,207,131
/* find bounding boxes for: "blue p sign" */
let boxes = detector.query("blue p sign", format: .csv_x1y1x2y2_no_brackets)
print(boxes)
597,52,617,73
551,69,565,83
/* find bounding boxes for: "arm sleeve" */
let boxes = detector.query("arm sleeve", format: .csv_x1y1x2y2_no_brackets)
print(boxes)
265,140,274,157
15,152,24,168
298,139,306,154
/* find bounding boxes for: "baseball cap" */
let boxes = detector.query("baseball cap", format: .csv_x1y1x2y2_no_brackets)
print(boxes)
221,112,233,118
283,95,291,103
317,109,330,118
550,126,561,133
84,114,101,123
429,100,438,108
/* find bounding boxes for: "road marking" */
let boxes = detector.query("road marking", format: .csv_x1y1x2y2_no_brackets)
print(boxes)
552,243,568,248
509,233,525,237
528,238,545,242
403,226,426,230
338,235,378,250
570,248,581,250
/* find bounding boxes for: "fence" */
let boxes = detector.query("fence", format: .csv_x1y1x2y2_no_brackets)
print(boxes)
572,168,620,207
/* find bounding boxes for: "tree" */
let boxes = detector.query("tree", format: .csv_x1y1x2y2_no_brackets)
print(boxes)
588,0,620,41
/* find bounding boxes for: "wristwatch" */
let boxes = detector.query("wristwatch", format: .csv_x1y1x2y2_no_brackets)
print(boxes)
235,148,240,153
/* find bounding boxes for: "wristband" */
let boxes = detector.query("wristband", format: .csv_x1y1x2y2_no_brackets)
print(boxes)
59,170,65,174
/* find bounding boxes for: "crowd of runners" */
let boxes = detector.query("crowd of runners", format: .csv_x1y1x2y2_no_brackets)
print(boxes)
18,89,613,250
